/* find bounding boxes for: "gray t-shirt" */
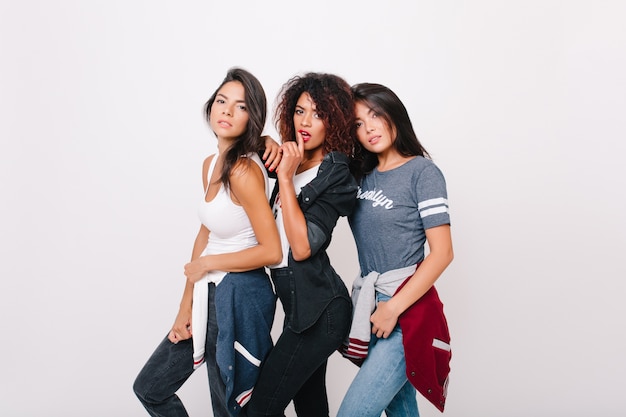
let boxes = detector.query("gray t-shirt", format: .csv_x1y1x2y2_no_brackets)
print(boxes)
349,156,450,276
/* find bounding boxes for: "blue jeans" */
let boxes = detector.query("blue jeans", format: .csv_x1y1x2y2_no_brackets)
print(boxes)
243,297,352,417
133,283,230,417
337,293,419,417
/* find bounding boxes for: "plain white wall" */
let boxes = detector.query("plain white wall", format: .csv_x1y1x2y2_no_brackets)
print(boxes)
1,1,625,416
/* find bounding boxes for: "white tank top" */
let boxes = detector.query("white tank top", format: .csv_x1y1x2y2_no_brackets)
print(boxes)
197,152,269,284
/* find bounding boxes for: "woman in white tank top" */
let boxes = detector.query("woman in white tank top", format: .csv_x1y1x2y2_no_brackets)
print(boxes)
134,68,282,417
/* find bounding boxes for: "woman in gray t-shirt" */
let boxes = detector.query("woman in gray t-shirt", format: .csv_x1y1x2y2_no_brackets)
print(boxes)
339,83,454,417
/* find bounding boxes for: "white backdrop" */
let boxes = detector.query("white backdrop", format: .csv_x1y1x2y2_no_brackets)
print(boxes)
2,1,625,416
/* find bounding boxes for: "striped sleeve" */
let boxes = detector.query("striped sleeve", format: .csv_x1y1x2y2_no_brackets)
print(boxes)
416,164,451,228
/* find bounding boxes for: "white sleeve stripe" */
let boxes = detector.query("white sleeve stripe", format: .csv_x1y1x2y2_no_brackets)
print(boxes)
418,197,448,210
234,341,262,367
420,206,449,217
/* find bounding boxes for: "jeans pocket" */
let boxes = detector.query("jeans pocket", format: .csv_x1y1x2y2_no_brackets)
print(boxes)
325,298,351,340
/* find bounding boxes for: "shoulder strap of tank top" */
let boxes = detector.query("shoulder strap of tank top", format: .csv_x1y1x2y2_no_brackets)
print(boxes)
204,153,219,195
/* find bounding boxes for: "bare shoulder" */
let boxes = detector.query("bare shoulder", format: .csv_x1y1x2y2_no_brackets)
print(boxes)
230,155,264,181
230,156,265,201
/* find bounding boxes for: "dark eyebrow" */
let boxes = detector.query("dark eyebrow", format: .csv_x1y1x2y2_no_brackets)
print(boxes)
216,93,245,103
295,103,317,112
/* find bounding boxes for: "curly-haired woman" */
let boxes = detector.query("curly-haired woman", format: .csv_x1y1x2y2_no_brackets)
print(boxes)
243,73,358,417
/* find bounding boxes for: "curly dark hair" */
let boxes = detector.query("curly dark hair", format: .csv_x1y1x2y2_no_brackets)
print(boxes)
275,72,355,156
204,67,267,189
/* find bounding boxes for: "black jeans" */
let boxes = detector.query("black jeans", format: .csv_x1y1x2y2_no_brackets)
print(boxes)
133,283,229,417
244,297,352,417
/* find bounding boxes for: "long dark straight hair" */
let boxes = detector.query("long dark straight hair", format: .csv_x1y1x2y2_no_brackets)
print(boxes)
204,67,267,189
351,83,430,179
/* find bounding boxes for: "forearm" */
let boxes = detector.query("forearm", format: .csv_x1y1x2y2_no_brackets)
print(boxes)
171,280,193,342
180,225,208,308
200,244,282,273
277,177,310,260
369,247,452,339
386,252,453,316
386,225,453,317
178,280,194,310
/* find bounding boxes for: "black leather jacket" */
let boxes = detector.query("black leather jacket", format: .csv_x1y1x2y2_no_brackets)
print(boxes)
270,151,358,333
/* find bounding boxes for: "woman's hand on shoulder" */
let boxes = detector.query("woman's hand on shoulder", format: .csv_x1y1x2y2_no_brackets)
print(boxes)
262,135,282,172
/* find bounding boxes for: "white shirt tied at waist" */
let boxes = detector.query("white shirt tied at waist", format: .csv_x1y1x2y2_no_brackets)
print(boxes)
192,270,227,368
343,264,417,360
